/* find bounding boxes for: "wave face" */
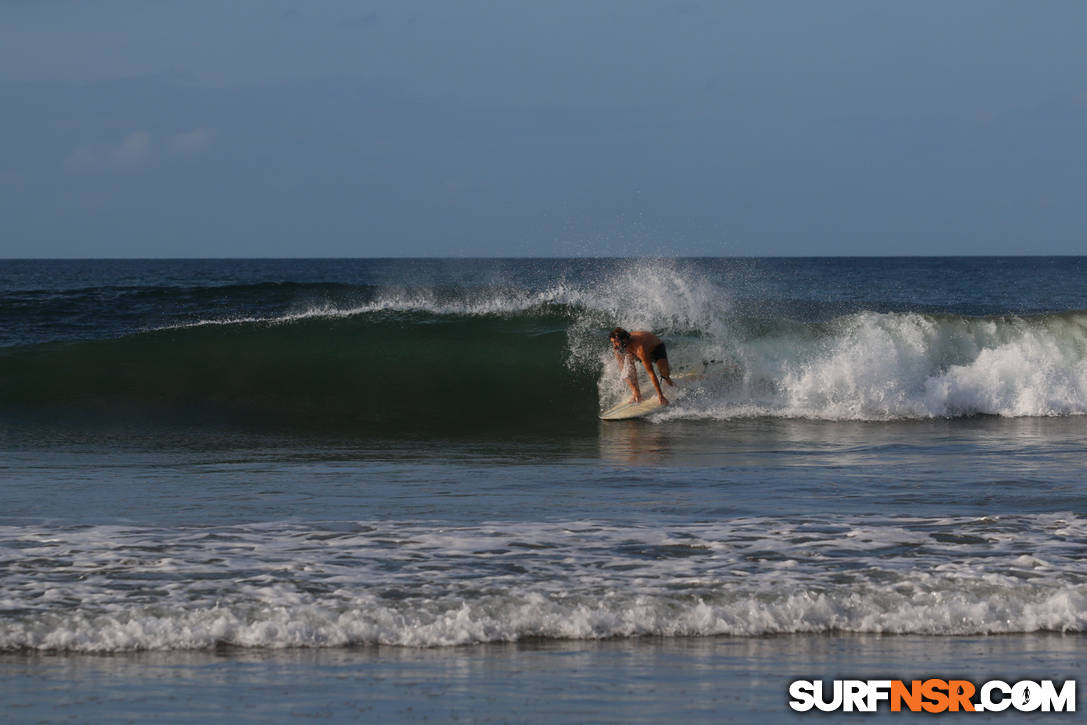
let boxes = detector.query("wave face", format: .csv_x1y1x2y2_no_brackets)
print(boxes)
3,258,1087,433
2,514,1083,652
0,310,594,436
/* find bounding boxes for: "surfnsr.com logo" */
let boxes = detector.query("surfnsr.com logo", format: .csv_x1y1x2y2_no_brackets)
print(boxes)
789,679,1076,713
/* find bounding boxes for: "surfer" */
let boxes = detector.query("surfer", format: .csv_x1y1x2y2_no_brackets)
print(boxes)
609,327,673,406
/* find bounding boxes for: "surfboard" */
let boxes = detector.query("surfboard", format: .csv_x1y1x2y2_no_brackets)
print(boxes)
599,394,664,421
598,372,698,421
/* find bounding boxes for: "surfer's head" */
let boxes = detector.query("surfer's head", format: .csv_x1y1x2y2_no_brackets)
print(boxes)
609,327,631,351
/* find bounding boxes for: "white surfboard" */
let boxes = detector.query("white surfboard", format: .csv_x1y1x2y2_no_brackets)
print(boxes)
599,394,664,421
598,372,698,421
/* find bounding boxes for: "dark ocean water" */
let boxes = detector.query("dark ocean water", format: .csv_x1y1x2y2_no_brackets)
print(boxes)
1,258,1085,722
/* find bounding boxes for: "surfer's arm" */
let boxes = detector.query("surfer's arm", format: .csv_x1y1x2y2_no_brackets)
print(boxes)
616,352,642,402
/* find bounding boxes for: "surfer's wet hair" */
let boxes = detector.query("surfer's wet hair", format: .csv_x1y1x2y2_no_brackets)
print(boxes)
609,327,631,344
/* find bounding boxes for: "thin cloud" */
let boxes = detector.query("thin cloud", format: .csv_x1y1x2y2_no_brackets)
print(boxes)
63,128,214,173
110,131,152,171
169,127,215,156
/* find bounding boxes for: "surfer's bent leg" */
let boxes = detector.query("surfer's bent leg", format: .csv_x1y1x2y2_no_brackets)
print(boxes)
658,358,672,386
649,343,673,386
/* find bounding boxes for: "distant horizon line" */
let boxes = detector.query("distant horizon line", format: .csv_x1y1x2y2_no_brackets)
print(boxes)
4,254,1086,262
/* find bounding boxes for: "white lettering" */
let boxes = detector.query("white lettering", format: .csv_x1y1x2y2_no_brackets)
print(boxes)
981,680,1012,712
1040,680,1076,712
866,680,892,711
813,680,843,712
843,680,868,712
788,680,816,712
1013,680,1043,712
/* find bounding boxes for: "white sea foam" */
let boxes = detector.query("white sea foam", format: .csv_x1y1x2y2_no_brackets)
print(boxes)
688,311,1087,420
5,585,1085,652
1,515,1083,651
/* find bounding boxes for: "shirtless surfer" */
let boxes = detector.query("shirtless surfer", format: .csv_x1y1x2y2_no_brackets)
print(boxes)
609,327,673,406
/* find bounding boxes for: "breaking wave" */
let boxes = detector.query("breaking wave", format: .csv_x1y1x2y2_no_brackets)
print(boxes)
3,261,1087,435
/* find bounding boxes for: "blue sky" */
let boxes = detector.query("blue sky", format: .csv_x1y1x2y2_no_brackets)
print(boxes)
3,1,1086,257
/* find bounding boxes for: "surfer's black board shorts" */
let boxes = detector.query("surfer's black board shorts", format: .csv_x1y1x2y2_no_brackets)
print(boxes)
649,342,668,362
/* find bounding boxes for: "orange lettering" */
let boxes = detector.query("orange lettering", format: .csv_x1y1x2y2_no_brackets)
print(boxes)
947,680,975,712
921,679,950,713
891,680,923,712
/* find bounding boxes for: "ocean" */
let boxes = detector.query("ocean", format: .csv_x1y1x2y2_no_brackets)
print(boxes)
1,257,1084,722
